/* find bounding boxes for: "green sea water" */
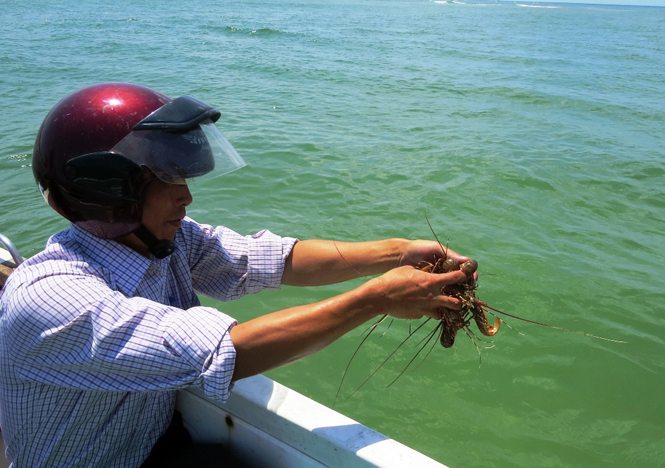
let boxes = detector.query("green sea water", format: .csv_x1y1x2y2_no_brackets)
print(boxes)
1,0,664,466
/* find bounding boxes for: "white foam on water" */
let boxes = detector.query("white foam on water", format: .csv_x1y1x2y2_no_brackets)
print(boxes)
516,3,560,7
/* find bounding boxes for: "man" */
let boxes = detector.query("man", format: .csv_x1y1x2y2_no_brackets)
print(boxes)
0,83,473,467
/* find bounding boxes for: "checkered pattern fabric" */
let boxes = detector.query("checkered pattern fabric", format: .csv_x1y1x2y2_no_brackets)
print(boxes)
0,218,296,467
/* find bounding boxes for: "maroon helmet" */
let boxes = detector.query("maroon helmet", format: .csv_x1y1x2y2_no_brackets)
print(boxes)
33,83,245,240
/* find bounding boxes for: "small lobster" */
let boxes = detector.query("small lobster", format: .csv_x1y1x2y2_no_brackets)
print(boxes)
417,256,501,348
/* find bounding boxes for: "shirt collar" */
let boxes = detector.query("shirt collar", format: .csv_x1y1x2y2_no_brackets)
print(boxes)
68,224,154,297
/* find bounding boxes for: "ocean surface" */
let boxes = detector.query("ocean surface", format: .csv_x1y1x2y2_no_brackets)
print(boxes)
1,0,664,466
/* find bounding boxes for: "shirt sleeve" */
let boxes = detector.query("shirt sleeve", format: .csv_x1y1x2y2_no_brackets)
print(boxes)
2,270,237,402
181,219,298,301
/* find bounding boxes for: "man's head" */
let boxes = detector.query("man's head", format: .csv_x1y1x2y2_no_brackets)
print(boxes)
32,83,245,255
115,174,194,258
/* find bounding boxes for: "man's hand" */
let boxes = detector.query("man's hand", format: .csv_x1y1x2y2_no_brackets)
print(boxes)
397,239,470,268
364,265,467,320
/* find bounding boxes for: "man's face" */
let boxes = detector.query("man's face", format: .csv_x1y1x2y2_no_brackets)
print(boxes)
141,178,193,241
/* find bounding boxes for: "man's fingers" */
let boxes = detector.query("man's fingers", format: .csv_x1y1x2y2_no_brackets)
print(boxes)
431,269,468,286
438,296,463,311
426,270,467,314
424,300,462,320
424,307,445,320
443,248,469,263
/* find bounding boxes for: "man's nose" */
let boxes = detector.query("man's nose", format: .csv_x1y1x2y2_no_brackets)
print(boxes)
175,184,193,207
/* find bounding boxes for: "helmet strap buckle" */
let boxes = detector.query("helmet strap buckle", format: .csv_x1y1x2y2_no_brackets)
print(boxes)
133,224,175,259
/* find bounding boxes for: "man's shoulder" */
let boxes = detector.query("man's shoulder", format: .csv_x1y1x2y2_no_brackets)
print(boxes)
178,216,213,237
175,216,221,251
0,239,103,325
4,226,126,296
34,228,101,270
4,240,101,295
178,216,245,241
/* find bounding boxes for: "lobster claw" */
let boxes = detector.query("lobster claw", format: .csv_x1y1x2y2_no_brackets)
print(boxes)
486,317,501,336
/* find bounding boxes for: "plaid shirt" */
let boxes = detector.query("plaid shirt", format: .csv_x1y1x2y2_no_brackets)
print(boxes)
0,218,296,467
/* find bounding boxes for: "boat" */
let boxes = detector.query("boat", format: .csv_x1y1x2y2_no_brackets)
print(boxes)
0,236,448,467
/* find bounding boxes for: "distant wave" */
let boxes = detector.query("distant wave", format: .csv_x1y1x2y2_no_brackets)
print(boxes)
249,27,285,36
223,26,287,36
432,0,502,5
516,4,560,8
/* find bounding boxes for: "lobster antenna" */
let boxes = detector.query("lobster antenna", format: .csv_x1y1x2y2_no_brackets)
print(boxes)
333,315,388,408
424,213,447,259
475,300,626,343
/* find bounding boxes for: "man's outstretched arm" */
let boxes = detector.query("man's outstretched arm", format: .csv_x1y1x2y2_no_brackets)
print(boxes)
280,238,470,286
230,266,468,381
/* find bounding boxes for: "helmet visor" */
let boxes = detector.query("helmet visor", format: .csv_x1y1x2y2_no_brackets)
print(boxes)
111,120,246,185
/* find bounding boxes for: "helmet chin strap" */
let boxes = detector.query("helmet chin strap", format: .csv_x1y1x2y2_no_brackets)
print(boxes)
133,224,175,259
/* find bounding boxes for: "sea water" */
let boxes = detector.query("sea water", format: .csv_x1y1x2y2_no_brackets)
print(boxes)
1,0,664,466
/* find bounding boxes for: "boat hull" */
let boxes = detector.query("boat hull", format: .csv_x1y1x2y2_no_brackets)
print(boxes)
177,375,447,468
